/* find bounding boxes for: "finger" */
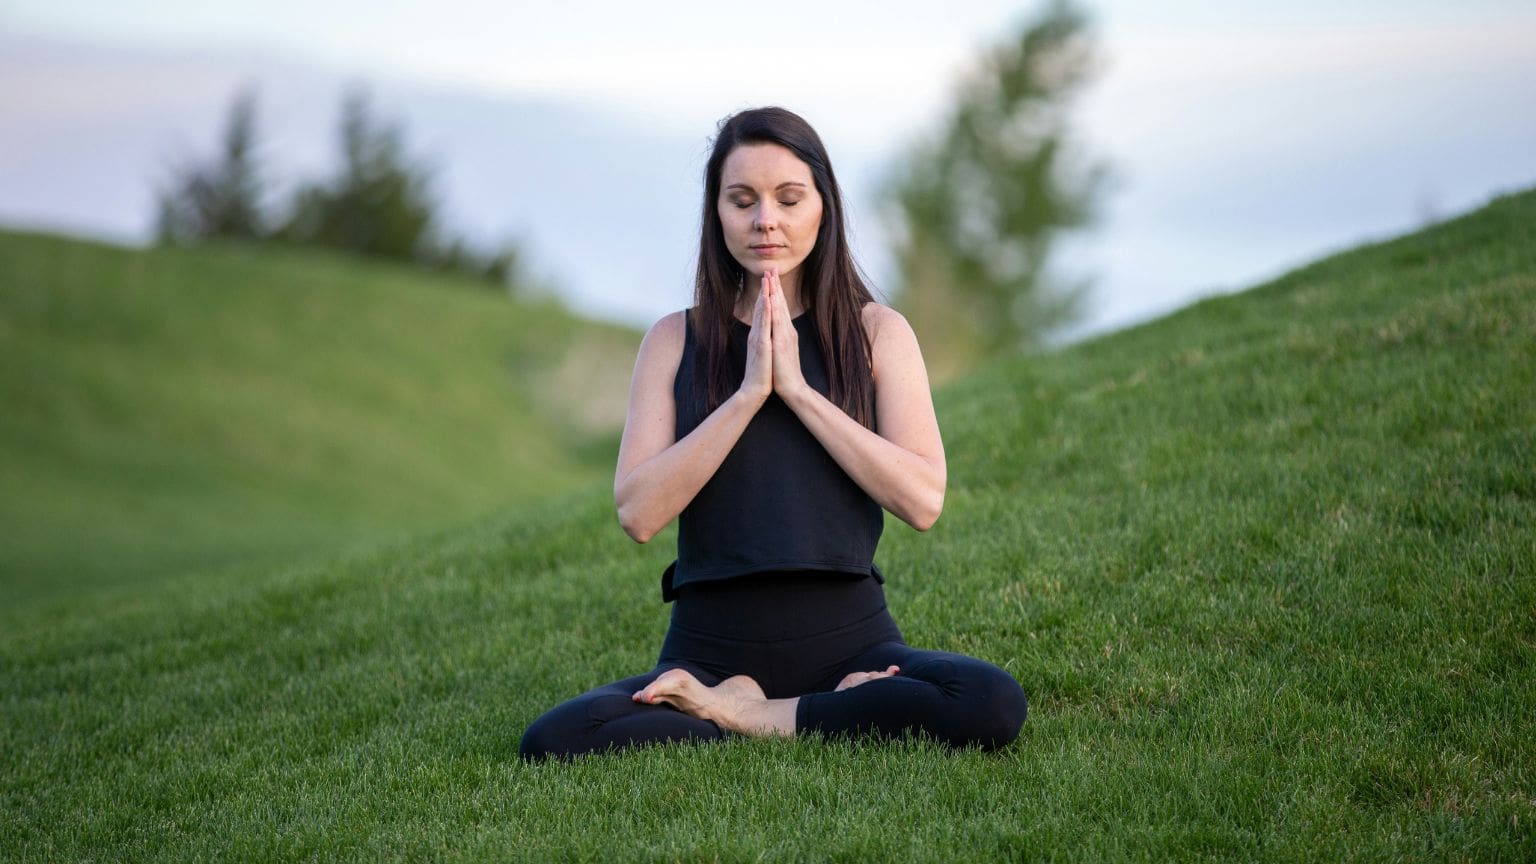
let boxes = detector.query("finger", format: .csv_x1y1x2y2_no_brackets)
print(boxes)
771,274,792,328
750,290,772,351
751,283,766,333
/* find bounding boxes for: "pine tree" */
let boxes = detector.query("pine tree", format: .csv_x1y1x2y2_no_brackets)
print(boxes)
885,0,1109,374
276,88,439,264
155,86,267,243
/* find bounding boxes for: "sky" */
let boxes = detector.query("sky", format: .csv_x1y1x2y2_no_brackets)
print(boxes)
4,0,1535,338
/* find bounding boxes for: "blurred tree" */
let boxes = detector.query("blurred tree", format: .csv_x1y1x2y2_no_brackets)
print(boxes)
275,87,523,290
155,85,267,243
276,87,440,265
885,0,1109,375
156,83,529,291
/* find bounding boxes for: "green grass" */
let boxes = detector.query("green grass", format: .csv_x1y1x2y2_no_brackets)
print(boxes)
4,189,1534,861
0,235,637,597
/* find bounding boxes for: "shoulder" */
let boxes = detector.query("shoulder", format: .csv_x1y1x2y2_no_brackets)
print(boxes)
634,310,688,373
859,302,919,351
859,302,925,383
860,300,906,330
647,309,688,342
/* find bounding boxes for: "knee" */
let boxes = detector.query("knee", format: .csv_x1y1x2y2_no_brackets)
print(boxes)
911,657,1027,750
963,664,1028,750
520,699,593,762
518,712,564,762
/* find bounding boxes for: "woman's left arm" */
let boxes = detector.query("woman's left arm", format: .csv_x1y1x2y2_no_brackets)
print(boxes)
771,283,947,531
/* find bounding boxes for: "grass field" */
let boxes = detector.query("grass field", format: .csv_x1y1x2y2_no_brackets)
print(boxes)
0,234,636,597
3,189,1534,861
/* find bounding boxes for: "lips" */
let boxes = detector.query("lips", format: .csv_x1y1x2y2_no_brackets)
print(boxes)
750,245,784,255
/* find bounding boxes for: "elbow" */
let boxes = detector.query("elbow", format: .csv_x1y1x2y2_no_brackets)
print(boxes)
615,475,671,543
615,500,658,544
906,487,945,533
614,480,651,543
620,517,657,544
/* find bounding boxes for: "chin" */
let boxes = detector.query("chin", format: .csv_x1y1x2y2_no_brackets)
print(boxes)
739,260,801,281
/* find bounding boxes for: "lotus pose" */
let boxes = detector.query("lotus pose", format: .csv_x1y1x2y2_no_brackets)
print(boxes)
519,107,1027,760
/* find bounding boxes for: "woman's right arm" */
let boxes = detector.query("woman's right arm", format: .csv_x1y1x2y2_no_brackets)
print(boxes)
614,295,771,543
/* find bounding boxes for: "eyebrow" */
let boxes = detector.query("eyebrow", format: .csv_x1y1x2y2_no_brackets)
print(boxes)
724,182,808,193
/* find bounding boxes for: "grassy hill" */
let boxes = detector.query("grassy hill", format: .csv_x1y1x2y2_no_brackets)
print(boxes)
4,189,1534,861
0,234,638,597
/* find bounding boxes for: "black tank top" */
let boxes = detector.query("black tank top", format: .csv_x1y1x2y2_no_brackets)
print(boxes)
661,307,885,601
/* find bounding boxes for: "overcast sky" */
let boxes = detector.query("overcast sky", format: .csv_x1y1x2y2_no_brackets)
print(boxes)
4,1,1534,337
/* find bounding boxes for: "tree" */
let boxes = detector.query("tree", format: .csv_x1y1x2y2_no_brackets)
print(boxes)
885,0,1108,374
155,85,267,243
276,87,441,265
156,82,526,290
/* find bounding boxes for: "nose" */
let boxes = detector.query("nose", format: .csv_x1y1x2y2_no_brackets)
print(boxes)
753,203,777,233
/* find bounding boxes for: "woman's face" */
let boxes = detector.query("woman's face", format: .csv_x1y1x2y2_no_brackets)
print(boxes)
717,142,824,289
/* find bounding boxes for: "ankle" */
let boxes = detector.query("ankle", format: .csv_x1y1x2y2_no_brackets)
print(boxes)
732,697,797,738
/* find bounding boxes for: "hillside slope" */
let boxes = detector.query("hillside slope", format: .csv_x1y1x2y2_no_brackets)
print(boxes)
0,234,638,596
3,190,1533,860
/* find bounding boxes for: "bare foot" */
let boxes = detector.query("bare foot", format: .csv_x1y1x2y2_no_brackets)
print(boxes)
633,670,793,737
715,674,767,704
633,669,760,727
834,665,901,692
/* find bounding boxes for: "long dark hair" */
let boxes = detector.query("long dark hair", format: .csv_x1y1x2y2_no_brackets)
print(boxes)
690,106,877,428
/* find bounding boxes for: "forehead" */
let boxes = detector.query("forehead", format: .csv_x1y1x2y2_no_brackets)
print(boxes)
720,142,815,189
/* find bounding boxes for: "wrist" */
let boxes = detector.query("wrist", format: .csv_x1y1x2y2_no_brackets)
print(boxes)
733,384,771,410
777,379,813,410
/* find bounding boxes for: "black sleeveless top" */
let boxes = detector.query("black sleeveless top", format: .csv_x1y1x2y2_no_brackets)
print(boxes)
661,307,885,601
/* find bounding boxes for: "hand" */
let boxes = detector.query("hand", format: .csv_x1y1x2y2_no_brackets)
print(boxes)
834,665,900,692
764,270,808,401
740,282,773,403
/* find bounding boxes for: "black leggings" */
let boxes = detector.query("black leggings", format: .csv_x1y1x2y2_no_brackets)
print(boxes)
519,572,1027,760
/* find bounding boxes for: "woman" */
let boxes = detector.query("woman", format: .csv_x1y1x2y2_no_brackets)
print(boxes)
519,107,1027,759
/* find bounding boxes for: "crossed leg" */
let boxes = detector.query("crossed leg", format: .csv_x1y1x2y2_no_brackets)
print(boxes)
520,647,1026,760
635,643,1026,751
518,664,727,760
632,665,903,737
797,643,1028,749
